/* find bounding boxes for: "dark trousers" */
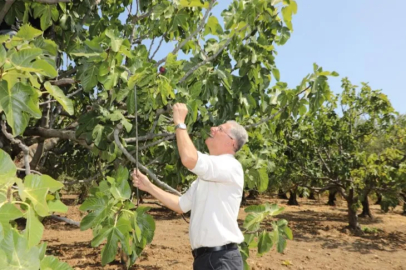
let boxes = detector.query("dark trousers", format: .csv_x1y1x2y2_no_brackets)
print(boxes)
193,247,243,270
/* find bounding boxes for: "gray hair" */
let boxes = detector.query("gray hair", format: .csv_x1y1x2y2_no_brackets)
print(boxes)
227,120,248,152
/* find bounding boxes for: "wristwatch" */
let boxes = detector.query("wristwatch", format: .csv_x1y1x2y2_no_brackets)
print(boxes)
175,123,187,130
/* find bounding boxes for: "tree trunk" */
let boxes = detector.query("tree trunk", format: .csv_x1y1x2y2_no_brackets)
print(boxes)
278,189,288,199
327,190,337,206
403,201,406,216
359,193,373,218
247,190,259,199
308,191,316,200
287,191,299,206
346,189,362,231
375,192,382,205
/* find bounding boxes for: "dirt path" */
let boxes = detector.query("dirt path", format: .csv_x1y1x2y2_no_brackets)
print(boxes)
42,196,406,270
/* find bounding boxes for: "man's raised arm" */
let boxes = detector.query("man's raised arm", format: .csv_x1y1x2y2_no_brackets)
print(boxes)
173,103,198,170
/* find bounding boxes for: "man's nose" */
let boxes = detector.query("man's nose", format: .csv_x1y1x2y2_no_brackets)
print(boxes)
210,127,218,134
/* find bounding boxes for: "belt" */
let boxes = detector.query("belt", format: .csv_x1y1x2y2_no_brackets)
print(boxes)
192,243,238,259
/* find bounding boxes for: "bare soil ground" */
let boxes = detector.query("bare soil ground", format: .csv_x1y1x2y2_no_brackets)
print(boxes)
42,195,406,270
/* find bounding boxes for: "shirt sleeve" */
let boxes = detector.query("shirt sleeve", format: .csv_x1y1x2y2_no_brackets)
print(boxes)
178,180,197,213
189,151,240,183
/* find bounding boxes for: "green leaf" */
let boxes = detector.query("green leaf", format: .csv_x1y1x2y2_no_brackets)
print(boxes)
258,230,273,255
204,16,223,35
0,203,23,222
179,0,209,8
9,48,42,71
15,24,42,40
79,65,99,92
0,149,17,186
272,68,280,82
92,124,104,146
0,81,41,135
19,174,63,217
91,227,112,247
38,243,47,260
40,256,73,270
32,59,57,78
257,167,269,192
25,206,44,248
47,200,68,213
242,213,264,232
173,10,189,30
136,207,155,245
0,45,6,66
0,229,40,270
101,227,122,265
44,82,74,115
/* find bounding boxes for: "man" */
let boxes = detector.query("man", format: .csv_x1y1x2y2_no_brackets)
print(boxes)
132,103,248,270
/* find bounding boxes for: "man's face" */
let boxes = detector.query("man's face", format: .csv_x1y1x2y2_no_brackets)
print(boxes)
205,123,235,154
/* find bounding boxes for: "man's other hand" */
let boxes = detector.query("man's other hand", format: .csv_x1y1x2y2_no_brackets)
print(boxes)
132,169,152,192
173,103,188,125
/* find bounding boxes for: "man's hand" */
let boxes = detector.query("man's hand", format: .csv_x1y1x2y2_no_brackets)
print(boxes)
173,103,188,125
132,169,152,192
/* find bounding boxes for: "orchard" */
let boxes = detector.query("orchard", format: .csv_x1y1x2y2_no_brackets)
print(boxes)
0,0,405,269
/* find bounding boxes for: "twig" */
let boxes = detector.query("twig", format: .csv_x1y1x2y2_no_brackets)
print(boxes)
17,168,42,175
62,172,101,185
1,121,31,175
155,0,215,67
59,67,77,78
147,37,155,59
0,0,15,25
114,125,181,196
150,34,166,60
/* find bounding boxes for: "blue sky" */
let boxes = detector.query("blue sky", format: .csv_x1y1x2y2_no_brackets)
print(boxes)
138,0,406,113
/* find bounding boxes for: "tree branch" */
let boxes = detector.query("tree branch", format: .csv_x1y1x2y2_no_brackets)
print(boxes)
0,0,15,25
131,10,152,23
155,0,215,67
316,148,331,174
49,215,80,227
1,121,30,175
138,134,175,150
124,132,173,143
114,125,181,196
49,78,76,86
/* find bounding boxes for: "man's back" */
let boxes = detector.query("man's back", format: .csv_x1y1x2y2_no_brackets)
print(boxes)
179,152,244,250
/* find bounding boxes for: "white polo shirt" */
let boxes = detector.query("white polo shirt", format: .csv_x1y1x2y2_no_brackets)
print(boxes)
178,151,244,250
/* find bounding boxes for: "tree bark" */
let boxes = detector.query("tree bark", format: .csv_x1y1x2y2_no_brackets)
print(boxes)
287,191,299,206
359,191,373,218
278,189,288,199
346,189,362,231
327,190,337,206
308,191,316,200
